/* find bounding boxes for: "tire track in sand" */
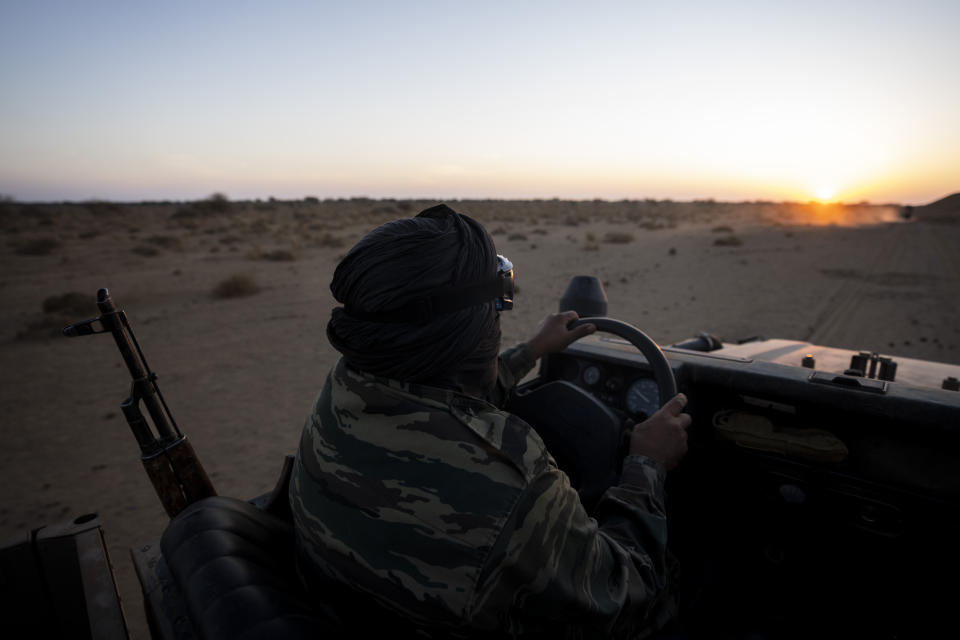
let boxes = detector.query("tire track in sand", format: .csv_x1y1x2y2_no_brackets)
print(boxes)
803,222,909,349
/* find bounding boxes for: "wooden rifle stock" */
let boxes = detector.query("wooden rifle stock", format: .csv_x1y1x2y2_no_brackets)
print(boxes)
65,288,216,517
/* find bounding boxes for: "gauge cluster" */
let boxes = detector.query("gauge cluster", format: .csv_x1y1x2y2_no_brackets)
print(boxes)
551,355,660,420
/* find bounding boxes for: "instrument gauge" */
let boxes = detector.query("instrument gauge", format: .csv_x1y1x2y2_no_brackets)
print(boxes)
582,365,601,386
625,378,659,417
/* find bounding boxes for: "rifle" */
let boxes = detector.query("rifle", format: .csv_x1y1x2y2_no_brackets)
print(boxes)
63,288,216,517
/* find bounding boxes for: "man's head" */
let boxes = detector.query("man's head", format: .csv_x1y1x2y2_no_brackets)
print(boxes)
327,204,505,390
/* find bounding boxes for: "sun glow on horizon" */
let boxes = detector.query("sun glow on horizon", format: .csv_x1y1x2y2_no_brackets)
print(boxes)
814,186,837,202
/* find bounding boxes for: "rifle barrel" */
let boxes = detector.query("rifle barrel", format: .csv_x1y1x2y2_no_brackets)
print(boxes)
96,288,179,441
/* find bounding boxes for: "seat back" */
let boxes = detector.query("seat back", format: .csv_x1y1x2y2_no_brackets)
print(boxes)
160,496,326,640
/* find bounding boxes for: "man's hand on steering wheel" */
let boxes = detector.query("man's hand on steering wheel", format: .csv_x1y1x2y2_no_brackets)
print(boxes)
629,393,692,471
526,310,596,359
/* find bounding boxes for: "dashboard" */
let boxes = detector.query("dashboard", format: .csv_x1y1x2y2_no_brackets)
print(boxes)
514,330,960,638
547,352,660,420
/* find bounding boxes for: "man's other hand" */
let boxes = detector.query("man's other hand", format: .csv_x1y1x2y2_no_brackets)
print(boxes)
629,393,692,471
526,311,596,359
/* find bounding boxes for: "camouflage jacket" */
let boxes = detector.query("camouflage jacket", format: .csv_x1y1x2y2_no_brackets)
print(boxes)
290,345,671,638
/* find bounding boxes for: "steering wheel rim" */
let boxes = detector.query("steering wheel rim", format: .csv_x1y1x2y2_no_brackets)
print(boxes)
569,317,678,408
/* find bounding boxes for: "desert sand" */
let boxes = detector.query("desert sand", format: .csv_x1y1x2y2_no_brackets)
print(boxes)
2,195,959,637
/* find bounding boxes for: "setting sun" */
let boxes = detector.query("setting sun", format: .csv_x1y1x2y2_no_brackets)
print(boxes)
814,187,836,202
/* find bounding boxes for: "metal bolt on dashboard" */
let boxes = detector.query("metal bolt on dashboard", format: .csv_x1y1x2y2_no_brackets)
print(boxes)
801,354,815,369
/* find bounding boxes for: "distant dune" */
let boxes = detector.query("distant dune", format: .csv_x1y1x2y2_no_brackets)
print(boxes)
918,192,960,222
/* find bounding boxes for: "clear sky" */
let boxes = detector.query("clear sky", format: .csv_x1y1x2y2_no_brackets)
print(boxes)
1,0,957,204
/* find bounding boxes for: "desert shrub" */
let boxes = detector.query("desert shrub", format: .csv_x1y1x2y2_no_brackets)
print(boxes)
78,230,100,239
585,232,597,242
17,291,92,340
713,235,743,247
603,232,634,244
146,235,181,249
84,200,121,215
260,249,296,262
711,225,734,233
637,221,669,230
204,192,230,213
531,228,548,235
583,242,599,251
507,233,527,241
314,233,344,248
490,226,507,235
131,244,160,256
219,235,242,245
42,292,90,315
16,237,60,255
212,274,260,299
304,196,320,204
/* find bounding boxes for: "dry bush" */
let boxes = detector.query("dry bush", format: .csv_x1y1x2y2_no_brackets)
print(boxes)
490,226,507,235
260,249,296,262
78,229,100,240
16,237,61,255
132,245,160,257
713,235,743,247
507,233,527,241
204,192,231,213
314,233,344,248
530,228,548,235
583,242,599,251
637,220,670,230
17,292,92,340
42,292,91,315
712,225,734,233
603,231,634,244
146,235,181,250
219,235,242,245
212,274,260,299
84,200,121,215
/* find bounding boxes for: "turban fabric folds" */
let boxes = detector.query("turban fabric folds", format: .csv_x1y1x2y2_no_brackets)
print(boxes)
327,205,501,390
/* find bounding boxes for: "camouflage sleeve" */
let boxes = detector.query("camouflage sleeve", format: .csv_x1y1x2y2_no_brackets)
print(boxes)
471,455,670,638
486,343,538,408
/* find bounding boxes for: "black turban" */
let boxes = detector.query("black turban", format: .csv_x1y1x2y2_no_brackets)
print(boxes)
327,204,501,391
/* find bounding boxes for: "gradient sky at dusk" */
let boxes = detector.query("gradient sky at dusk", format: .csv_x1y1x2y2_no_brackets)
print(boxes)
1,1,957,204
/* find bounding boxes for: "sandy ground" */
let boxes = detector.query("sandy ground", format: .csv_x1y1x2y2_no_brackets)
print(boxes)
1,197,958,638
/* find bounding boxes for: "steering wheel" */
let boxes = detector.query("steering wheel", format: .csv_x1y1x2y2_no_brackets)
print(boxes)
569,317,678,407
507,317,678,511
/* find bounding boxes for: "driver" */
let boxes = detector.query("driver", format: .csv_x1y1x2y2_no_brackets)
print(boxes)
289,204,691,638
